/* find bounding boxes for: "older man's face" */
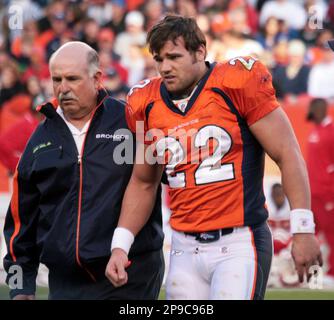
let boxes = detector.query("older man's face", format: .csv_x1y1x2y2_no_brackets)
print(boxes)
50,53,100,121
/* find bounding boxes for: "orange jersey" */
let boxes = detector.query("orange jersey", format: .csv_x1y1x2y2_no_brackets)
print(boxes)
126,57,280,232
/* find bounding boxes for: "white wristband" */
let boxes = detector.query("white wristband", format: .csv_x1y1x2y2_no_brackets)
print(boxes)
111,227,135,255
290,209,315,234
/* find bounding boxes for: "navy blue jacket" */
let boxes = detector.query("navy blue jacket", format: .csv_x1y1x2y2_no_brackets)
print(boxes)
3,91,164,298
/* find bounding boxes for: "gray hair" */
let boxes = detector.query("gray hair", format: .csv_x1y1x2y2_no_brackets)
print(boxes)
49,42,100,77
87,49,99,77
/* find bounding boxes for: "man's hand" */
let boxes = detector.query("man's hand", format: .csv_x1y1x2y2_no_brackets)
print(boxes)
13,294,35,300
105,248,131,287
291,233,323,283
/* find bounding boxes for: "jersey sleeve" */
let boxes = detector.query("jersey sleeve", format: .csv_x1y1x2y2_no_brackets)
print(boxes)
225,58,280,126
125,79,155,144
125,98,144,134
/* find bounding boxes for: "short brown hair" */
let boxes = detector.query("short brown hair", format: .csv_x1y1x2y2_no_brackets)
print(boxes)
147,14,206,54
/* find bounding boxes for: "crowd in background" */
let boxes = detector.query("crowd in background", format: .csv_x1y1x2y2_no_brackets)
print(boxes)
0,0,334,126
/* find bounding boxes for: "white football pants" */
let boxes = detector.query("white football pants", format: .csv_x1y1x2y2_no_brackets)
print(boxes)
166,223,273,300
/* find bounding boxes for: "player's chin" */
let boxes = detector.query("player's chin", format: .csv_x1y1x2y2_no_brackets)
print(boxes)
165,83,182,94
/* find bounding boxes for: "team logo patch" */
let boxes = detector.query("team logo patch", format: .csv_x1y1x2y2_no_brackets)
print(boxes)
96,133,130,141
196,231,220,243
33,142,52,154
171,250,184,256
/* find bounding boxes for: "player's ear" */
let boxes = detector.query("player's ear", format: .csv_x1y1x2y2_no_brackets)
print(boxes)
196,45,207,62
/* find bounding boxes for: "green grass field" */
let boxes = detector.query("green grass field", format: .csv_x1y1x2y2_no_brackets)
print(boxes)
1,285,334,300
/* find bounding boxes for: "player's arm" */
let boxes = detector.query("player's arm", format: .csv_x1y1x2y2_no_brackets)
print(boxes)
118,147,164,235
251,107,310,209
105,143,164,287
250,107,323,282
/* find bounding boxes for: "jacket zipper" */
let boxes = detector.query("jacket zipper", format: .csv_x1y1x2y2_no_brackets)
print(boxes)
75,94,108,281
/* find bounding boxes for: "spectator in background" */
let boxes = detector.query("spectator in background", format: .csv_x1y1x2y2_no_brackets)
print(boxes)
257,16,296,53
267,183,291,255
103,67,130,100
272,38,290,67
0,96,43,174
308,41,334,99
218,4,263,60
10,20,40,70
308,29,334,65
256,16,281,51
36,0,66,34
267,183,298,287
142,56,159,79
103,0,127,35
80,18,100,51
143,0,165,32
221,29,264,60
0,51,11,73
175,0,198,17
127,0,146,11
97,28,115,52
0,63,26,108
229,0,259,36
65,1,87,34
210,10,232,40
99,49,128,85
0,93,32,134
272,40,310,100
45,12,69,60
114,11,147,59
328,1,334,29
120,44,146,86
25,76,47,105
228,1,258,36
306,97,334,287
196,13,227,63
259,0,307,31
22,46,50,84
86,0,113,27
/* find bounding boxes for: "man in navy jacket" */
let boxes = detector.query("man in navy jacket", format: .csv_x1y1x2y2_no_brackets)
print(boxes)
3,42,164,300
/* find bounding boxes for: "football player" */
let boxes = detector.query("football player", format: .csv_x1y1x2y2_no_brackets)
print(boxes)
106,14,322,299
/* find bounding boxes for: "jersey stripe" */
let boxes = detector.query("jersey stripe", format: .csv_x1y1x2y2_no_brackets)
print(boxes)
9,169,20,262
249,227,258,299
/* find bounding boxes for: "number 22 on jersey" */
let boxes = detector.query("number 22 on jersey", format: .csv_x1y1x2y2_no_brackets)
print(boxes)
155,125,235,188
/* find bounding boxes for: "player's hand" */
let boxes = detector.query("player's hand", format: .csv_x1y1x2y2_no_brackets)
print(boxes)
13,294,35,300
291,233,323,283
105,248,131,287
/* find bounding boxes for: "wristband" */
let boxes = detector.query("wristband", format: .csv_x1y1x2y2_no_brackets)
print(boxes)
290,209,315,234
111,227,135,255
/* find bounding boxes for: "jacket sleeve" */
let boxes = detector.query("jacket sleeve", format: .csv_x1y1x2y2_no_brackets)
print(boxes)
3,155,41,299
